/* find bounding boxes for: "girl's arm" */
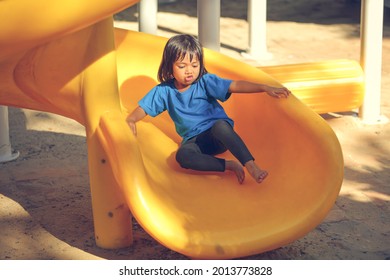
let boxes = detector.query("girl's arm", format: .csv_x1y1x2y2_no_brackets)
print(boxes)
229,80,290,98
126,106,147,136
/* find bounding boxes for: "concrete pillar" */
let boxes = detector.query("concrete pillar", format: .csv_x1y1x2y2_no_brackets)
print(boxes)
139,0,158,34
197,0,220,51
359,0,387,123
245,0,273,60
0,106,19,163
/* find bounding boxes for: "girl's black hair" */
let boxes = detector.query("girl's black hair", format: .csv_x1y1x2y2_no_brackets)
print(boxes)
158,34,208,83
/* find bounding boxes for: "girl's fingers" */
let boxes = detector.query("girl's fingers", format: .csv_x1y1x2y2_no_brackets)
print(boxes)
277,88,290,98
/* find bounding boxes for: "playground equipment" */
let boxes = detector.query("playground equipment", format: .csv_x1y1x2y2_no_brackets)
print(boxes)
114,29,344,259
1,0,346,259
0,106,20,163
360,0,385,123
261,59,364,114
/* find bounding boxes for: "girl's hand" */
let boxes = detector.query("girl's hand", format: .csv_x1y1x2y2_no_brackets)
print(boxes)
125,106,147,136
126,119,137,136
264,86,291,98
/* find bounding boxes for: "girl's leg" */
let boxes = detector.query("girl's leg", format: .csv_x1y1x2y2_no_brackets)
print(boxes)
176,132,246,183
176,120,267,183
210,120,268,183
209,120,253,165
175,138,226,172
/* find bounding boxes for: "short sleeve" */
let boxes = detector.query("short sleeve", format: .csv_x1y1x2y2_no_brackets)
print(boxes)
138,85,166,117
203,74,233,101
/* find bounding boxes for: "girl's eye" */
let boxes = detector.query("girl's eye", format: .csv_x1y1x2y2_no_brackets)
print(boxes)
176,63,198,69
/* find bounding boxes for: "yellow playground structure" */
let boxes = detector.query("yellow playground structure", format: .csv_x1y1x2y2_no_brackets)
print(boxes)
0,0,364,259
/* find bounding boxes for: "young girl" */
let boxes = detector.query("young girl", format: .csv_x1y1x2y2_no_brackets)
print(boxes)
126,34,290,184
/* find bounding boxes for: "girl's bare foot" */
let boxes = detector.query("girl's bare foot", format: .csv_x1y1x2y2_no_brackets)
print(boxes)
245,160,268,183
226,160,245,184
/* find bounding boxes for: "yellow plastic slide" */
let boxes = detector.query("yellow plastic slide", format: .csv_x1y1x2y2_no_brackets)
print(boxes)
261,60,364,114
112,29,344,258
0,0,344,259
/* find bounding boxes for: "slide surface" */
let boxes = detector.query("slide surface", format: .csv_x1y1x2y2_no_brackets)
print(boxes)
0,0,343,259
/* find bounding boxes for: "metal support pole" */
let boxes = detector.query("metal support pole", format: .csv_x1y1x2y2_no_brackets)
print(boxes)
197,0,220,51
0,106,19,163
139,0,158,34
359,0,387,123
245,0,273,60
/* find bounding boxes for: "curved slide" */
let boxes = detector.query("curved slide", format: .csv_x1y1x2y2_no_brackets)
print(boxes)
1,1,344,259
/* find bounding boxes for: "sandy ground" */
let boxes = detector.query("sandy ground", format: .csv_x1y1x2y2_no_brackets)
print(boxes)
1,0,389,260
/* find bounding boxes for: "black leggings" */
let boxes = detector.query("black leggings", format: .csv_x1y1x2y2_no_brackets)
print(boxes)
175,120,254,172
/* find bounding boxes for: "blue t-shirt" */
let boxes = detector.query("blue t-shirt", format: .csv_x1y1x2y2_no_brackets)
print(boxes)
139,73,234,142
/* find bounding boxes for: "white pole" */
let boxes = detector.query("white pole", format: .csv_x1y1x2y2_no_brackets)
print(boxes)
0,106,19,163
139,0,158,34
359,0,387,123
245,0,273,60
197,0,220,51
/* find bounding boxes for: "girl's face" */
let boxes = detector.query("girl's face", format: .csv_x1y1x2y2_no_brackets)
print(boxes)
172,53,200,92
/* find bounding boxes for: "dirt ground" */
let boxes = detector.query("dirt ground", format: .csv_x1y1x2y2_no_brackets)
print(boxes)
1,0,389,260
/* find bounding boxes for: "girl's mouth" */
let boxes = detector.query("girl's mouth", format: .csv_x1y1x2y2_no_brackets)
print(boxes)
185,76,193,83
